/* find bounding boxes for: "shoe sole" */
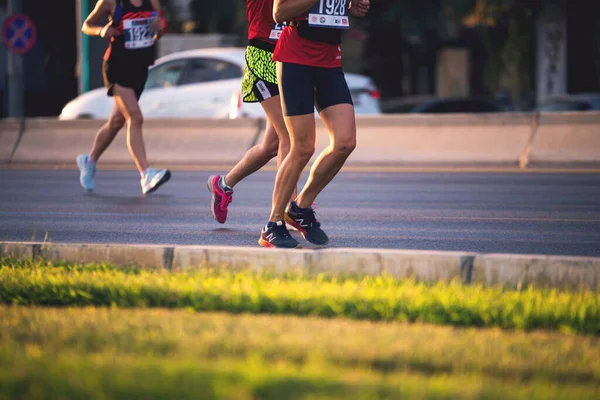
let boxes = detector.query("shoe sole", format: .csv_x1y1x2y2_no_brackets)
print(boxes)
206,175,226,224
144,170,171,195
258,238,274,248
258,237,300,249
284,214,329,246
76,156,94,192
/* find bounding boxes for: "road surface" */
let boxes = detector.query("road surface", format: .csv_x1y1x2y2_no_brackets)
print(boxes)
1,169,599,256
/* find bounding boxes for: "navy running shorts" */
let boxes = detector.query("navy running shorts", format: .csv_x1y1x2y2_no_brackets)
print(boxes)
278,62,353,117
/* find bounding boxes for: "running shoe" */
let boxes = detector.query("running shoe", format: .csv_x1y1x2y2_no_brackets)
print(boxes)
286,202,315,231
207,175,233,223
141,168,171,195
76,154,96,192
284,201,328,245
258,221,300,248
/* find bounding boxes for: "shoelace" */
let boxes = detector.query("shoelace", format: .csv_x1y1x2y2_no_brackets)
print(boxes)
219,192,233,210
297,207,320,229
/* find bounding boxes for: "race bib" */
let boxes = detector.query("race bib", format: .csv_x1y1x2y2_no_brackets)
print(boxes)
269,22,285,40
308,0,350,29
123,18,154,49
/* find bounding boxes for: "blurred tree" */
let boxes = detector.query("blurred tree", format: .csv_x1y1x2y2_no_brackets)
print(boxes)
463,0,543,109
361,0,547,109
160,0,181,33
189,0,237,34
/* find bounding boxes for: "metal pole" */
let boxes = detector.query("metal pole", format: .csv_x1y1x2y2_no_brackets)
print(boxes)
7,0,23,118
76,0,90,94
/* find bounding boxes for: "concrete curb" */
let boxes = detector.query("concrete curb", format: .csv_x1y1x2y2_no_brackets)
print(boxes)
2,242,599,289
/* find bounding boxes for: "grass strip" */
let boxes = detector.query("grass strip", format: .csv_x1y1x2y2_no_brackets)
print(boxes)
0,306,600,400
1,306,599,400
0,259,599,333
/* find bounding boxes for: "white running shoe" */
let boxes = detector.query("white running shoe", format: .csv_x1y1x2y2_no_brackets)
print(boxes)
141,168,171,195
76,154,96,192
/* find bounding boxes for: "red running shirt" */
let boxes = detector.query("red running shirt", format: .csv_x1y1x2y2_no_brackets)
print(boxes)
246,0,279,43
273,16,342,68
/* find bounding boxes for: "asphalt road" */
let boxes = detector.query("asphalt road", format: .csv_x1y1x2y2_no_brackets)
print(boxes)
1,169,599,256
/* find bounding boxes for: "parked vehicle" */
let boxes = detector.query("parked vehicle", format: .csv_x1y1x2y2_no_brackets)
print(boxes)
536,93,600,112
379,96,508,114
410,97,508,113
59,47,382,120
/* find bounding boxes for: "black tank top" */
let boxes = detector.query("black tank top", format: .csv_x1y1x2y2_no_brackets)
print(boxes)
104,0,155,66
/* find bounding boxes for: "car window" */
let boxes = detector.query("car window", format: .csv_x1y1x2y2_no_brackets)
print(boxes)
145,60,187,90
180,58,243,85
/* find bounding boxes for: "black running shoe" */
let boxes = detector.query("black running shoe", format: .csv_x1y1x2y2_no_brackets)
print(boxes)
258,221,300,248
284,201,329,245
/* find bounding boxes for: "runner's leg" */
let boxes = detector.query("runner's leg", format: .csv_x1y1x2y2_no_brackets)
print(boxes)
269,113,315,224
89,104,126,162
224,96,284,187
113,84,149,173
268,61,316,222
295,66,355,208
295,103,356,208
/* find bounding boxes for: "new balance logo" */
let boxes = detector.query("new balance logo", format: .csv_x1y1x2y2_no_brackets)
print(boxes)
265,233,276,243
295,218,309,228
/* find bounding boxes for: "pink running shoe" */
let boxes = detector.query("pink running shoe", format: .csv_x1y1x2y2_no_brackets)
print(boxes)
207,175,233,223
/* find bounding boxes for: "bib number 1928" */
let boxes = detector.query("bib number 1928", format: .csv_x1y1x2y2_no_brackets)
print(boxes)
308,0,350,29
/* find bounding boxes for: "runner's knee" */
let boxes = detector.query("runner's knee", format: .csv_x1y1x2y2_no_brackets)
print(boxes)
333,136,356,156
108,114,125,132
291,141,315,163
263,139,279,159
126,110,144,127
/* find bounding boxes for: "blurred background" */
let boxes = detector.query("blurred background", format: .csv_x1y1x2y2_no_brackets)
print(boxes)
1,0,600,118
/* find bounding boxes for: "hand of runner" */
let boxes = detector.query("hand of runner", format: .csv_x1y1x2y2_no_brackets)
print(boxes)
349,0,370,17
100,23,117,39
150,17,163,34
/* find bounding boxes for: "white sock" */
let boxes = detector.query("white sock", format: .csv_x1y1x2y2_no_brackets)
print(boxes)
141,168,150,179
219,176,232,192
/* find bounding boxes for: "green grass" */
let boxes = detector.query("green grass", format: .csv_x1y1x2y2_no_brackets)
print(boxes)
1,306,599,400
1,259,599,333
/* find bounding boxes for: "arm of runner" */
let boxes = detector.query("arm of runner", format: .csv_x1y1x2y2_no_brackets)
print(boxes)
349,0,370,17
273,0,320,24
82,0,116,39
149,0,165,37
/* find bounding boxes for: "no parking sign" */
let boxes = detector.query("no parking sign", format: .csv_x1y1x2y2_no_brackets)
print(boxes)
2,13,37,55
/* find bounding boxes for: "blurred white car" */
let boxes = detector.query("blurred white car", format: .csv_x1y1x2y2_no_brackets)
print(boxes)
59,47,381,120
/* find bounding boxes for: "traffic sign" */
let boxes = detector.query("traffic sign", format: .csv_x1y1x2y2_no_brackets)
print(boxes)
2,13,36,55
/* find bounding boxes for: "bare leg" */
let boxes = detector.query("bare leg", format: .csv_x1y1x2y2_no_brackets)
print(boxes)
269,113,316,222
295,104,356,209
224,95,298,201
224,96,286,187
89,104,126,161
113,84,149,173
